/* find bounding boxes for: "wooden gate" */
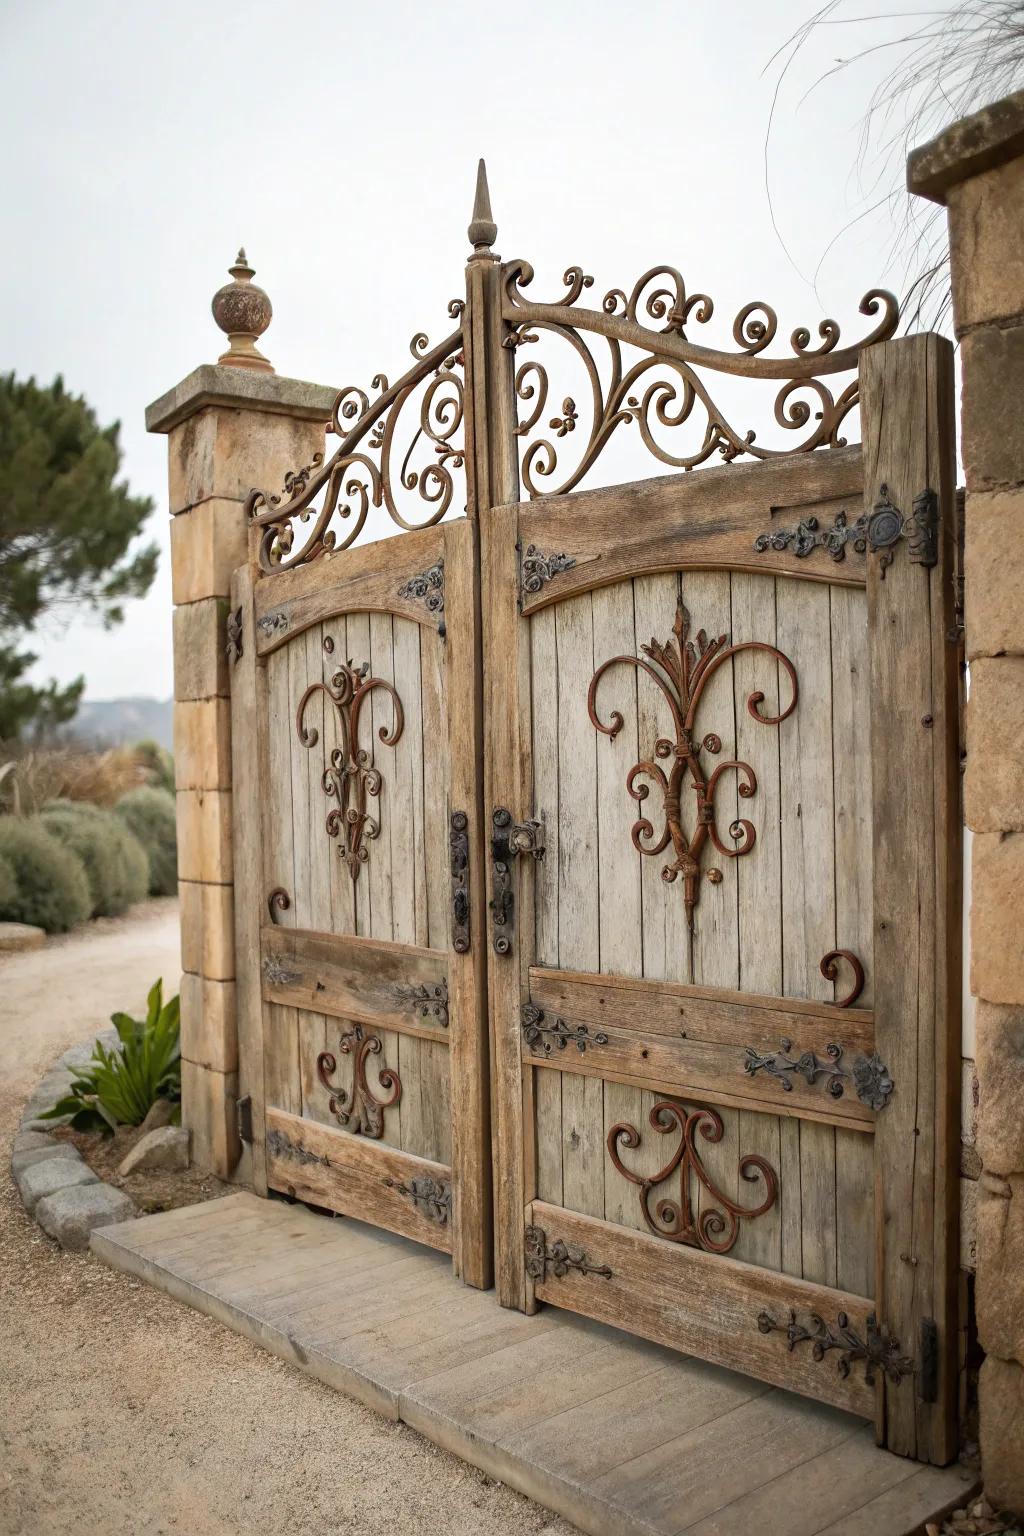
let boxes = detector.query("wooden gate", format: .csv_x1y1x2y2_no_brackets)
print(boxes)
229,171,961,1460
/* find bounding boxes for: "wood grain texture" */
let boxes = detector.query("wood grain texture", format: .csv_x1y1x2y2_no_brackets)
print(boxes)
528,1199,876,1418
260,926,449,1039
265,1107,452,1254
860,335,960,1463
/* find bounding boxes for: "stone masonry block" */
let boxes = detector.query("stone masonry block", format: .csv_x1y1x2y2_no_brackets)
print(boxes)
37,1183,135,1252
16,1156,97,1214
178,880,234,980
971,832,1024,1006
180,970,237,1073
976,1000,1024,1177
173,699,232,791
170,499,248,605
961,322,1024,493
965,490,1024,660
976,1171,1024,1362
965,657,1024,832
168,406,326,515
180,1059,240,1179
176,789,232,885
980,1354,1024,1517
173,597,230,700
948,157,1024,333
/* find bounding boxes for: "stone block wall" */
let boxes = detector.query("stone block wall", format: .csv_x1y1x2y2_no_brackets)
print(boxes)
146,363,332,1178
910,88,1024,1513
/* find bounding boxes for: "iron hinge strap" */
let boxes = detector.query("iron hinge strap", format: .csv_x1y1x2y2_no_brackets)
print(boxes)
489,807,545,955
236,1095,254,1145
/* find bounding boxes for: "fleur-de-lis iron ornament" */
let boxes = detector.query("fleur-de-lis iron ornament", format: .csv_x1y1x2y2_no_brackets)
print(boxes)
296,635,404,882
588,597,798,974
607,1099,778,1255
317,1023,401,1139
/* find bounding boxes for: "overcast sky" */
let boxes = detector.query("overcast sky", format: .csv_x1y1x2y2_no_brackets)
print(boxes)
0,0,951,704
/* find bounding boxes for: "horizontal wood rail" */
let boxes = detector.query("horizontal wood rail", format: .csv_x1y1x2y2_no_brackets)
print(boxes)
261,927,449,1042
266,1108,453,1254
527,1200,878,1419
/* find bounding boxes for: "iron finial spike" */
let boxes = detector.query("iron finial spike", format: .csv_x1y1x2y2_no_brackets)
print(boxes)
468,158,497,257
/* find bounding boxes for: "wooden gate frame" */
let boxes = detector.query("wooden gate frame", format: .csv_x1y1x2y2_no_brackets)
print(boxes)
239,166,961,1462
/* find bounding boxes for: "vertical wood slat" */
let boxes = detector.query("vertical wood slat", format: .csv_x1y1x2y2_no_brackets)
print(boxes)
444,517,492,1288
230,564,266,1191
263,642,300,1115
861,335,959,1463
531,607,562,1205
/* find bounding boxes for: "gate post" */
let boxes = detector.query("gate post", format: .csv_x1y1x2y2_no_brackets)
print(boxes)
910,91,1024,1512
145,252,334,1177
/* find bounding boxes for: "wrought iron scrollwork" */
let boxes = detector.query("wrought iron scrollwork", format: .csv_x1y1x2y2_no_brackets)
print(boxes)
743,1037,893,1110
820,949,865,1008
246,311,466,573
296,635,404,883
384,1174,452,1226
317,1023,401,1139
757,1308,914,1386
502,260,898,497
520,1003,608,1057
524,1224,612,1281
607,1099,777,1255
520,542,577,598
267,888,290,924
397,980,449,1029
754,484,940,578
449,811,471,954
589,594,797,969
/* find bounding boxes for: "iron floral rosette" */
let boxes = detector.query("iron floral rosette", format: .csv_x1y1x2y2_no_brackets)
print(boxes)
501,261,899,497
246,306,467,573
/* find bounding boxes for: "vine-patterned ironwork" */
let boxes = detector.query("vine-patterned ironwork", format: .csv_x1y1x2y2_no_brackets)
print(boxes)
317,1023,401,1138
449,811,471,954
398,560,445,627
757,1308,914,1386
384,1175,452,1226
742,1038,893,1110
520,1003,608,1057
520,543,577,596
502,261,898,497
607,1099,778,1255
524,1224,612,1281
246,313,466,572
397,980,449,1029
588,595,797,957
226,607,243,663
295,635,404,882
753,483,940,578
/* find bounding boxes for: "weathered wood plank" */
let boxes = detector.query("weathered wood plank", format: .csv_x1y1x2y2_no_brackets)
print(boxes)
265,1107,452,1254
861,334,960,1462
260,926,449,1040
262,643,299,1114
528,1199,876,1418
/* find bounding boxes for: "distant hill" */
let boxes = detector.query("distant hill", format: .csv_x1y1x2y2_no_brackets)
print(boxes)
70,697,174,751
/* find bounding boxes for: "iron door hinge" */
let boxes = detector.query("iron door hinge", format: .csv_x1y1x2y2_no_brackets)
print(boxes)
489,807,545,955
236,1094,254,1145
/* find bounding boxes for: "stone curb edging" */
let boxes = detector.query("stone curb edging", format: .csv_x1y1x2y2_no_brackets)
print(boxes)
11,1029,136,1250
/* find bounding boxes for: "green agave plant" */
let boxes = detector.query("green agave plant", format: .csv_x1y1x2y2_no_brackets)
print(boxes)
41,979,181,1135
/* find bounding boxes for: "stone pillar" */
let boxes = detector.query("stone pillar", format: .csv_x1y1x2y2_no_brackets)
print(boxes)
146,252,334,1177
909,89,1024,1513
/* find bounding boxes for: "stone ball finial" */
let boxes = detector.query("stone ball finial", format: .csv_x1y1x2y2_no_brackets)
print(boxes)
211,248,274,373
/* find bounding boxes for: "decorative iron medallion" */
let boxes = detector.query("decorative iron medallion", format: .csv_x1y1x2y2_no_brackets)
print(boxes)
317,1023,401,1138
520,543,577,597
589,597,797,954
607,1099,778,1255
742,1038,893,1110
754,483,939,578
296,635,404,883
757,1308,914,1386
521,1003,608,1057
256,609,289,638
384,1174,452,1225
525,1224,612,1281
398,560,445,629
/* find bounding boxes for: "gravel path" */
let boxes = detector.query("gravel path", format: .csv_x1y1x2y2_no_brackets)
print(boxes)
0,901,572,1536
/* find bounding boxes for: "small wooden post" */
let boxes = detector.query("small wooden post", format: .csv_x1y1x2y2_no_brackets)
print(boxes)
860,333,960,1463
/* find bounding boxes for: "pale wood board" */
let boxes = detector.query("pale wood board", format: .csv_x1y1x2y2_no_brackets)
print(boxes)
92,1194,974,1536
